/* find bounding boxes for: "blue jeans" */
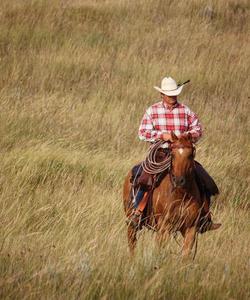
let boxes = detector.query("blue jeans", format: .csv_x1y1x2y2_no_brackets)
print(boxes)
134,188,145,208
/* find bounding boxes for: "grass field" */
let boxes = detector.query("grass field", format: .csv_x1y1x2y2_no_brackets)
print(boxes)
0,0,249,299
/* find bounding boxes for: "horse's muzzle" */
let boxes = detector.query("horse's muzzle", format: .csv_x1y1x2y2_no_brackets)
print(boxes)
173,175,186,187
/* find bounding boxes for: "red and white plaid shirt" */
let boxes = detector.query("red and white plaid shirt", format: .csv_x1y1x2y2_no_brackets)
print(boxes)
138,101,202,143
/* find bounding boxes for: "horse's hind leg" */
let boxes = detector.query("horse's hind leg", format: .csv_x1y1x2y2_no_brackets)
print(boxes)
127,225,138,256
182,226,197,257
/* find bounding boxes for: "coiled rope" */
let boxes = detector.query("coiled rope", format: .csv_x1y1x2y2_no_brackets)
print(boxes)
141,140,172,175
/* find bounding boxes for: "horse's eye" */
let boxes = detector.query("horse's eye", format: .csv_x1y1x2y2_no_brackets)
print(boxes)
189,154,193,159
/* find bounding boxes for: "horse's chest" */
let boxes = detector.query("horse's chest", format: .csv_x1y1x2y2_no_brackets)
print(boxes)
154,187,198,226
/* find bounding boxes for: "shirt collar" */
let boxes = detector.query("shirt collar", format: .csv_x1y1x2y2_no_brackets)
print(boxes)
162,100,180,110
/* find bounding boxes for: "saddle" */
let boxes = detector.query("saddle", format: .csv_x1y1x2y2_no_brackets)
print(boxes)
131,160,219,194
130,148,169,189
130,164,168,190
194,161,219,196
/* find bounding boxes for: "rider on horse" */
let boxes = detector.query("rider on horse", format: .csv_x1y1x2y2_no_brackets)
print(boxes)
128,76,221,231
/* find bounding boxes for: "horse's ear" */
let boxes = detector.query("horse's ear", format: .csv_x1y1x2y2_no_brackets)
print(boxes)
171,131,178,142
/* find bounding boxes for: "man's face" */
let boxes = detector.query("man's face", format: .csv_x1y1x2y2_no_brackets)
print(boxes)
161,94,177,105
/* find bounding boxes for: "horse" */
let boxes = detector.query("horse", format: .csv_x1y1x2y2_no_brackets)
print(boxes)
123,132,219,257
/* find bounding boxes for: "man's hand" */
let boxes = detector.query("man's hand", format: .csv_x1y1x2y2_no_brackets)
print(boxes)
162,133,173,142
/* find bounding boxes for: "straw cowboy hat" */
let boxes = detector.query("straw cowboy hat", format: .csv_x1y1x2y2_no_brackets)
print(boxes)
154,77,184,96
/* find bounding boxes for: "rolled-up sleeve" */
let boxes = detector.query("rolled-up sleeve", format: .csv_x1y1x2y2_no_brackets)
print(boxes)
186,109,202,143
138,109,163,142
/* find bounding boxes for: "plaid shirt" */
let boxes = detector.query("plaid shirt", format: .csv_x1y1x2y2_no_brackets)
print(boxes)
138,101,202,143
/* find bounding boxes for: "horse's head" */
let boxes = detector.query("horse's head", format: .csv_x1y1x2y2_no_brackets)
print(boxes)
169,132,196,188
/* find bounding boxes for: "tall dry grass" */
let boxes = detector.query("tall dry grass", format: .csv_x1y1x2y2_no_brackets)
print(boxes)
0,0,249,299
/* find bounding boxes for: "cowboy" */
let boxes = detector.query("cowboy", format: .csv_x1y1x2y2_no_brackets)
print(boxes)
129,76,221,231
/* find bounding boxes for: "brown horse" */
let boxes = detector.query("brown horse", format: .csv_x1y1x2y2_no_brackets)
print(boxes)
123,132,219,257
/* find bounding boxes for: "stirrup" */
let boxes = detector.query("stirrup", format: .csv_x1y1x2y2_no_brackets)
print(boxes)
126,211,142,229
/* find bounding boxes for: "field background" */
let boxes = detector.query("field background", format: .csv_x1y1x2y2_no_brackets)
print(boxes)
0,0,249,299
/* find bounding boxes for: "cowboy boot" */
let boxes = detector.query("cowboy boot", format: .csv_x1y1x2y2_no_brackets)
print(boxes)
127,210,142,229
199,196,221,233
127,189,147,229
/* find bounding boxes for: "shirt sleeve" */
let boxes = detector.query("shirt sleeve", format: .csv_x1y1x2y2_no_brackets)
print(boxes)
186,108,202,143
138,108,163,142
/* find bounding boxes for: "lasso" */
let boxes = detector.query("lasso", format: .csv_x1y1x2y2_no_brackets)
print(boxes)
141,140,171,174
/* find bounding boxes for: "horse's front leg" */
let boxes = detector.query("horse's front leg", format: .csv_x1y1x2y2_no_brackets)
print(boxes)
155,217,170,248
182,226,197,257
127,225,138,256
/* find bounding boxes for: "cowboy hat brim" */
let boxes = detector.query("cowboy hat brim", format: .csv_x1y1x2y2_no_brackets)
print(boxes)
154,85,183,96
